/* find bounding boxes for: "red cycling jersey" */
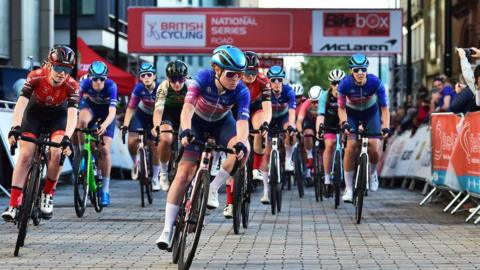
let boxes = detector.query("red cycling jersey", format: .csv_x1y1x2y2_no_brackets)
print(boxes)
20,68,80,108
295,96,307,117
245,72,271,104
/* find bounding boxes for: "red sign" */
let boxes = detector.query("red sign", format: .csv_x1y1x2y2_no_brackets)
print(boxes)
128,8,311,54
323,12,390,37
258,57,283,68
451,112,480,177
431,113,461,171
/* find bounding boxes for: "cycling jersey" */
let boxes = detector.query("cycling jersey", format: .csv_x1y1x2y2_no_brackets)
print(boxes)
128,81,158,115
79,78,118,107
20,68,79,108
154,80,187,128
271,84,296,118
245,73,272,104
337,74,388,111
295,96,307,117
298,99,318,131
318,90,340,130
185,69,250,122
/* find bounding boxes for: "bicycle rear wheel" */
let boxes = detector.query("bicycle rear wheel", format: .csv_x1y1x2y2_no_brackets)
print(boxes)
355,154,368,224
74,150,88,217
178,171,210,270
138,148,148,207
14,166,40,257
333,151,341,209
171,201,186,263
233,167,244,234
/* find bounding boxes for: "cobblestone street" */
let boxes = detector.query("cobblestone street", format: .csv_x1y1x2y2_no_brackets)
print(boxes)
0,180,479,269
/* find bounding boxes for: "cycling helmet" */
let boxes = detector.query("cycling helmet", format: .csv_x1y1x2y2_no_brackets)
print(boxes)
292,84,304,96
48,45,76,67
328,69,345,82
348,54,369,68
88,61,108,77
138,63,156,76
166,60,188,78
211,45,247,71
308,86,322,101
267,65,286,79
244,51,259,69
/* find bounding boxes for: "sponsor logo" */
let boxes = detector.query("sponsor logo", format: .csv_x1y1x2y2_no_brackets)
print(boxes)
324,12,390,36
319,39,397,52
144,14,206,47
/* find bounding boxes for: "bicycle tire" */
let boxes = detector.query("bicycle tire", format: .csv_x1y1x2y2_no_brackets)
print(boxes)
139,148,147,207
74,151,88,217
14,166,39,257
270,151,279,215
233,168,244,234
276,178,282,213
355,154,368,224
145,149,153,205
92,176,104,213
294,150,304,198
178,170,210,270
171,200,186,263
241,167,251,229
333,151,341,209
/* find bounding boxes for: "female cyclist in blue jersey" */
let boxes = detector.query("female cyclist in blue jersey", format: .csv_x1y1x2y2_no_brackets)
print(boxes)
121,63,163,191
337,54,390,203
77,61,118,206
156,45,250,249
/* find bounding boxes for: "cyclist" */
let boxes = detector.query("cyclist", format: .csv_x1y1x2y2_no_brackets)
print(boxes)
316,69,345,198
121,63,162,191
293,84,306,116
338,54,390,203
296,85,322,181
2,46,79,221
259,66,296,204
152,60,189,192
77,61,118,206
242,51,272,197
156,45,250,249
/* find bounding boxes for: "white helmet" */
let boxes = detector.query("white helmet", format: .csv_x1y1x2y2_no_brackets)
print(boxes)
292,84,304,96
328,69,346,82
308,86,322,101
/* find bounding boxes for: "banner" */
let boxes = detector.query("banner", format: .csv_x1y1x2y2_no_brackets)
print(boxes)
128,8,311,54
312,9,402,55
380,132,408,178
408,125,432,182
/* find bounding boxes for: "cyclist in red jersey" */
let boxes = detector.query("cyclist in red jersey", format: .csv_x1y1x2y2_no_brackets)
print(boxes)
2,46,79,222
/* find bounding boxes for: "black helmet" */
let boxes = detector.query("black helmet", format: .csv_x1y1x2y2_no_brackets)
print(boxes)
48,45,76,67
166,60,188,78
244,51,259,69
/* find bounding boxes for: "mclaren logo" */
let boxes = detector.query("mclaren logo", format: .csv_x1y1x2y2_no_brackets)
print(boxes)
320,39,397,52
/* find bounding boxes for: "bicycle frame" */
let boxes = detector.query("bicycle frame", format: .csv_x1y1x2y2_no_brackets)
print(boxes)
81,133,100,193
354,133,370,190
331,133,344,181
269,136,281,184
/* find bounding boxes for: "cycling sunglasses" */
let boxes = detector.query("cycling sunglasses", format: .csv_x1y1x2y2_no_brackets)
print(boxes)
245,69,257,76
224,70,243,80
140,72,154,78
270,78,283,83
352,67,367,73
169,76,186,84
90,76,106,82
52,64,72,74
331,81,340,86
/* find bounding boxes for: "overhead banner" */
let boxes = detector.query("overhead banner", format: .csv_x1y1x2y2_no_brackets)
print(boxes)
312,10,402,55
258,57,284,68
128,8,311,54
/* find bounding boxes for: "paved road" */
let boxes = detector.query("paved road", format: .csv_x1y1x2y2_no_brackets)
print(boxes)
0,180,479,269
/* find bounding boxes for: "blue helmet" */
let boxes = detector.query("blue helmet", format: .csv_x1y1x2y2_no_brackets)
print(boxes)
88,61,108,77
138,63,156,76
349,54,369,68
211,45,247,72
267,65,286,79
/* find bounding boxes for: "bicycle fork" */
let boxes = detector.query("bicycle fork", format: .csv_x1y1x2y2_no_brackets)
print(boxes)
354,137,370,190
268,138,281,184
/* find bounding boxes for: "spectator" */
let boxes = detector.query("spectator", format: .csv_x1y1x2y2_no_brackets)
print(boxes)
431,76,456,112
449,81,478,114
457,47,480,107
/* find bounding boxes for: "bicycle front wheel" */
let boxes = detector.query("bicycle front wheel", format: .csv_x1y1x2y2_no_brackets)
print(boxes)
138,148,148,207
355,154,368,224
178,171,210,270
241,167,251,229
333,151,342,209
74,150,89,217
233,167,245,234
294,150,304,198
270,151,279,215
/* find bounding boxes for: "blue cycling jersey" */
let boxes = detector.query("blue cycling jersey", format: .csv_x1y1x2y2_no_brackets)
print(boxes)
79,78,118,107
186,69,250,121
128,81,158,114
338,74,388,110
271,84,296,118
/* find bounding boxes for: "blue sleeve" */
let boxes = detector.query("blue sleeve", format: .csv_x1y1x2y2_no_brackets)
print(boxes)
449,87,472,113
337,77,348,96
286,86,296,109
318,90,328,115
445,86,456,97
236,86,251,121
376,79,389,107
108,80,118,107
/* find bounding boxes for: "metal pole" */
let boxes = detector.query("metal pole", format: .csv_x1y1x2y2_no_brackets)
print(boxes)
406,0,412,96
444,0,452,77
114,0,120,67
378,56,382,81
69,0,78,78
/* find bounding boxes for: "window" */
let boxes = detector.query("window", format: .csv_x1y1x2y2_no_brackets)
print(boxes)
0,0,10,58
55,0,95,15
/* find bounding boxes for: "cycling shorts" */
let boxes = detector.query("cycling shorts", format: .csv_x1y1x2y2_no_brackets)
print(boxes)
80,100,116,138
161,106,181,129
20,97,67,139
346,104,381,138
129,109,154,140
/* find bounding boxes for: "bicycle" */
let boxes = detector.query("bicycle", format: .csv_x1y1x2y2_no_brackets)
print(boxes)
268,127,292,215
311,134,324,202
10,130,66,257
351,122,387,224
122,128,157,207
293,137,305,198
74,125,105,217
331,131,346,209
177,136,234,270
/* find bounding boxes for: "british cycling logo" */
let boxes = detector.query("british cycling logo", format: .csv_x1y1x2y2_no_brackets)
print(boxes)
144,14,206,47
320,39,397,52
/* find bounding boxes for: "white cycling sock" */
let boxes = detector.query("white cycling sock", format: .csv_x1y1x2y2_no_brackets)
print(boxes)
159,162,169,173
285,145,294,164
263,170,269,195
210,167,230,192
306,149,313,159
152,166,160,180
163,202,180,232
102,177,110,193
324,173,331,185
369,162,378,176
345,170,354,189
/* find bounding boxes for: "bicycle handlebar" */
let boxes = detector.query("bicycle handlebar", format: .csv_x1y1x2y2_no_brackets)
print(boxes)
75,128,105,145
10,135,67,166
